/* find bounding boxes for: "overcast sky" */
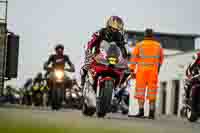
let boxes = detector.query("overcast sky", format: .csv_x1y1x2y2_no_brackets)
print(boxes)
5,0,200,87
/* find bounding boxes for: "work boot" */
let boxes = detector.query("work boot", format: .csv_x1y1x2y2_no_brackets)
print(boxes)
129,108,144,118
148,110,155,119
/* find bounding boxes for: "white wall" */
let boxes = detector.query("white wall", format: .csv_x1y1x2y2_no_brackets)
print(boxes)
159,51,195,81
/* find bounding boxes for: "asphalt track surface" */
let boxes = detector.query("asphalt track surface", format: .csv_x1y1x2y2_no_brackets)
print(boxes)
0,104,200,133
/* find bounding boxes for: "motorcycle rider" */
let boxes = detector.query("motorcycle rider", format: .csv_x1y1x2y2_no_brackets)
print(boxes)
184,52,200,102
80,16,128,90
43,44,75,99
32,72,45,93
33,72,44,85
31,72,46,106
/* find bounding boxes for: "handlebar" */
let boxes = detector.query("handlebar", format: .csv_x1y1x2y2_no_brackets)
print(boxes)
46,67,75,73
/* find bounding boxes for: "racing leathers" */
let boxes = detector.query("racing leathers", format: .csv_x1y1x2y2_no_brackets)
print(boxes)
80,28,128,88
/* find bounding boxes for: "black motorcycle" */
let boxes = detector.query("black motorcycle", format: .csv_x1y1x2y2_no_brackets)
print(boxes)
48,67,74,110
180,74,200,122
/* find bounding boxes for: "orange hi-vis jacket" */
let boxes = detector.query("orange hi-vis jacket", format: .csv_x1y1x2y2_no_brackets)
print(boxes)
129,37,164,101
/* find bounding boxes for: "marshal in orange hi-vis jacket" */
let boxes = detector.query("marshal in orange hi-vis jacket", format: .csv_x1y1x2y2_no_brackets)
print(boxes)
129,37,164,101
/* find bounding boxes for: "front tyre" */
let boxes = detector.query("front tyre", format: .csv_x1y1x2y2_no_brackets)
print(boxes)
51,87,62,110
96,80,113,118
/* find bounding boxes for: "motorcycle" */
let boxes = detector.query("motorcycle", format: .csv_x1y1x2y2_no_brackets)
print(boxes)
180,73,200,122
48,68,65,110
47,66,75,110
65,86,83,109
111,85,129,115
82,40,128,118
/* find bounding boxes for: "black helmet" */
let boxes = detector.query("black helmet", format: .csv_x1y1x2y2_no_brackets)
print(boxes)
144,28,154,37
55,44,64,51
27,78,33,84
36,72,43,78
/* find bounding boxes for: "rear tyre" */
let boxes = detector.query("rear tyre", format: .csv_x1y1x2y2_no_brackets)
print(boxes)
96,80,113,118
180,107,187,118
82,102,95,116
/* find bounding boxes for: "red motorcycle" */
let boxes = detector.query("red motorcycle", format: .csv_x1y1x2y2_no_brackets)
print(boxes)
82,40,128,118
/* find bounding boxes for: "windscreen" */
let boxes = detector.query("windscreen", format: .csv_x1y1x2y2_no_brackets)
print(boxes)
99,40,122,58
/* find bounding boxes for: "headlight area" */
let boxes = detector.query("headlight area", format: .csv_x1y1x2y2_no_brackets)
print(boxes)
54,70,64,81
71,93,77,98
108,57,118,65
78,92,82,96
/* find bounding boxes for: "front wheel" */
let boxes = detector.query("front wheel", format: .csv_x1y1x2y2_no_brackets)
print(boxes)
96,79,114,118
51,87,62,110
